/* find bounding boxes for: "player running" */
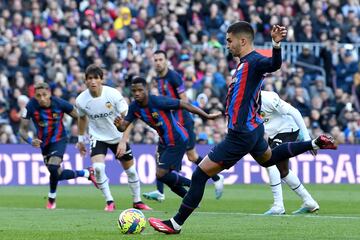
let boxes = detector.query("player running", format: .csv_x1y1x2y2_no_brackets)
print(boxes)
148,21,337,234
142,50,224,202
19,82,97,210
76,64,151,212
261,90,319,215
114,77,221,202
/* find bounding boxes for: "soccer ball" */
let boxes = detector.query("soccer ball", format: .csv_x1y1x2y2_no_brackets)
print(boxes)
117,208,146,234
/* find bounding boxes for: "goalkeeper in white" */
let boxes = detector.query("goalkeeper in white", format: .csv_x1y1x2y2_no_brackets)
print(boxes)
261,91,319,215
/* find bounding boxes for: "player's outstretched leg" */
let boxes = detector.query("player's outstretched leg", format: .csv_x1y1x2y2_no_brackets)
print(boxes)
264,166,285,215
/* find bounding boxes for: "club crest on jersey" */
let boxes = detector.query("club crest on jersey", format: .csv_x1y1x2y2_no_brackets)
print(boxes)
52,113,59,118
152,112,159,118
105,101,112,109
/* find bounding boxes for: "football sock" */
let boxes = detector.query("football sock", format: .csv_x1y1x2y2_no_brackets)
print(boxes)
125,165,141,203
48,192,56,200
156,180,164,194
58,169,76,180
174,167,210,225
267,166,283,206
93,162,114,202
47,164,59,193
262,141,313,167
170,218,181,230
282,170,313,202
158,172,191,197
76,169,88,177
195,156,220,181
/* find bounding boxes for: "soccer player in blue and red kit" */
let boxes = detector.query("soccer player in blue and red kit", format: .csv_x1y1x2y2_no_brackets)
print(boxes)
148,21,337,234
19,82,97,209
142,50,224,202
114,77,221,200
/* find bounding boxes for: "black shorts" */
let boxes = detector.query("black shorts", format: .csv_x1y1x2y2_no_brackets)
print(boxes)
157,139,188,171
90,140,133,161
41,139,67,164
184,121,196,151
268,130,300,148
208,124,269,169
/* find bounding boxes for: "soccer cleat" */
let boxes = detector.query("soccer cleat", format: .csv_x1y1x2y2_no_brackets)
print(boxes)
104,201,116,212
292,201,320,215
142,190,165,202
314,135,337,150
214,174,224,200
133,201,153,211
148,218,181,234
263,204,286,215
46,199,56,210
87,167,99,189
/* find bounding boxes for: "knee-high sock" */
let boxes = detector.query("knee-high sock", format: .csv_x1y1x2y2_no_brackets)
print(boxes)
93,162,113,202
282,170,313,203
156,179,164,194
194,156,220,181
47,164,60,195
266,166,283,206
158,172,191,198
173,167,210,225
261,141,313,167
58,169,77,180
125,165,141,203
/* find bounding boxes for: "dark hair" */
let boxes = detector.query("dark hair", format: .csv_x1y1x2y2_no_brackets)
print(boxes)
154,49,167,59
34,82,50,90
131,76,147,87
227,21,254,41
85,64,104,79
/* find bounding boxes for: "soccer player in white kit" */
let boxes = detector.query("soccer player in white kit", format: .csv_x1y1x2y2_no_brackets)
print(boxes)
76,64,151,212
261,91,319,215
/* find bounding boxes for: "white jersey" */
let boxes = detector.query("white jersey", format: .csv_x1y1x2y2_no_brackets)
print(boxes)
260,91,299,139
76,86,128,144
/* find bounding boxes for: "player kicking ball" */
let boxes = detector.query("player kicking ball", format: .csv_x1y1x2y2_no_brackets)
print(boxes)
114,77,221,204
147,21,337,234
261,91,319,215
19,82,98,210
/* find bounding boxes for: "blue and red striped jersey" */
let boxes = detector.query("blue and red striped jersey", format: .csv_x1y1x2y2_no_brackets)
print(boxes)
24,97,73,146
156,69,193,126
125,95,188,146
226,48,282,133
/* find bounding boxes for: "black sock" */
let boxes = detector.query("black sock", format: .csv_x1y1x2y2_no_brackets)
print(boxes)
174,167,210,225
169,185,188,198
159,172,191,197
194,156,220,181
58,169,76,180
47,165,59,193
48,197,55,203
156,179,164,194
262,141,313,167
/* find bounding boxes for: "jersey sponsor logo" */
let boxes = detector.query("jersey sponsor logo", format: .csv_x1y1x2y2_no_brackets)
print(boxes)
105,101,113,109
88,111,114,120
38,121,47,127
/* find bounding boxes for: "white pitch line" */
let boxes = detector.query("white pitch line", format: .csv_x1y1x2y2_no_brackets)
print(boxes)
1,207,360,220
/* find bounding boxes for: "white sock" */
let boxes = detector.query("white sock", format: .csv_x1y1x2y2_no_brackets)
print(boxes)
170,218,182,230
125,165,141,203
312,139,319,150
267,166,284,207
282,170,313,203
48,192,56,199
83,169,89,178
93,162,113,202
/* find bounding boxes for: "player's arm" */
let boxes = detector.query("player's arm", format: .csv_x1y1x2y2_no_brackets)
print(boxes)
179,101,221,120
77,114,88,157
19,107,42,147
256,25,287,73
68,108,79,119
114,118,132,132
114,103,135,132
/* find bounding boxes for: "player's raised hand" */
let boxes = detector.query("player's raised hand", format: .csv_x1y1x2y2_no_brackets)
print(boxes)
31,138,42,148
271,25,287,43
76,142,87,157
207,111,222,120
114,116,124,129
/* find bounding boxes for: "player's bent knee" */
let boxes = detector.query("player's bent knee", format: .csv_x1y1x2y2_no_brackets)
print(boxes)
47,164,60,175
47,156,62,165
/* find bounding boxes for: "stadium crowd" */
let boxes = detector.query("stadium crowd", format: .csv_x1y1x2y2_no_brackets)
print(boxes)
0,0,359,145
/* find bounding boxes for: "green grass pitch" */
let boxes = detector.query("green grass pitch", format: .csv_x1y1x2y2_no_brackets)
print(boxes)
0,184,359,240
